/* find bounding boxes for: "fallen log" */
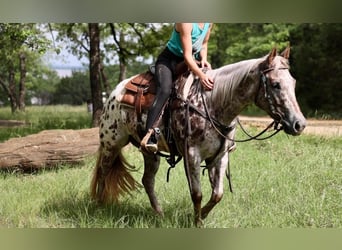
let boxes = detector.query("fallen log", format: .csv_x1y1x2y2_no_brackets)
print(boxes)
0,128,99,172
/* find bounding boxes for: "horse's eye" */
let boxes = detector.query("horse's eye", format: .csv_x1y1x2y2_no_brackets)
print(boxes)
272,82,281,90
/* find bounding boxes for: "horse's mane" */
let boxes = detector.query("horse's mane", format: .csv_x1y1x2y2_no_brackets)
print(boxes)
207,57,266,108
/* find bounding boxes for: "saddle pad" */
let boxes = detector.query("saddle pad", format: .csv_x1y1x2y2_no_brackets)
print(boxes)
181,72,195,100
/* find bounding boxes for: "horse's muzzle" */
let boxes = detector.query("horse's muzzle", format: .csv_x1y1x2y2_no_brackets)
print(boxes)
282,117,306,136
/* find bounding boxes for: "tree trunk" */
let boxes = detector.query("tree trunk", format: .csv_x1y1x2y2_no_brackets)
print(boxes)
19,52,26,111
109,23,127,83
99,63,110,97
0,77,9,101
8,65,18,113
0,128,99,172
119,60,127,82
88,23,103,127
118,32,127,82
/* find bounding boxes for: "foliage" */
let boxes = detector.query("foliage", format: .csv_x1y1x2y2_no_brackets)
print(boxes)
210,23,341,117
209,23,292,67
52,23,172,80
26,64,60,105
1,23,341,118
51,71,91,105
104,61,151,87
103,23,172,64
290,23,342,116
0,23,49,56
52,23,90,60
0,23,51,111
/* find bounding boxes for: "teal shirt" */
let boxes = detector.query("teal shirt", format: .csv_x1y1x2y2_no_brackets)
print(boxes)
166,23,210,58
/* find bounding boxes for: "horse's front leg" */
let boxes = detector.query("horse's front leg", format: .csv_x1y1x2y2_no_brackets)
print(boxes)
142,153,163,215
184,148,203,227
201,151,229,220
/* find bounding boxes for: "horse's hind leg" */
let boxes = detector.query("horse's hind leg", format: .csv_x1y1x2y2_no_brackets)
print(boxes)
142,153,163,215
201,151,229,220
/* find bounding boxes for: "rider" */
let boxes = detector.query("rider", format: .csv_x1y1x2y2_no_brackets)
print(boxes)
140,23,214,153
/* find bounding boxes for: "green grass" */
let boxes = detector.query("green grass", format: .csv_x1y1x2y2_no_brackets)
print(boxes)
0,105,92,142
0,131,341,228
0,106,341,228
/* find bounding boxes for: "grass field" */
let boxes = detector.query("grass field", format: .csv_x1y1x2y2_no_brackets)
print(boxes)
0,106,341,228
0,105,92,142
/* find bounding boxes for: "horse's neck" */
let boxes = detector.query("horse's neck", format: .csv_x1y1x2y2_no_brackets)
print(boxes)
207,61,261,124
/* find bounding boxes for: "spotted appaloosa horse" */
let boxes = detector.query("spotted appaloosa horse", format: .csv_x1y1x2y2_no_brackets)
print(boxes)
91,47,306,226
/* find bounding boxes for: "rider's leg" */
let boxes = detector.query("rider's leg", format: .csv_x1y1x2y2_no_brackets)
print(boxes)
141,63,173,153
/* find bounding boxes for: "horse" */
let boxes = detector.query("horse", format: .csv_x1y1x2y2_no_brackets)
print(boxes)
90,47,306,226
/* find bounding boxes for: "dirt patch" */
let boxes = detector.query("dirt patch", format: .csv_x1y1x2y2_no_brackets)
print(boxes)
239,116,342,137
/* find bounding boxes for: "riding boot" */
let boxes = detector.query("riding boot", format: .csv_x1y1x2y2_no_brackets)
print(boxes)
140,128,158,153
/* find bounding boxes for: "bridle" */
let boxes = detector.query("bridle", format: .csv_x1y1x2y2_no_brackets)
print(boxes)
198,66,288,193
200,66,290,143
259,66,289,127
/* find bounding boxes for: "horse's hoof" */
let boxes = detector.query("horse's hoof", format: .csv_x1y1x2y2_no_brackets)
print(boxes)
154,207,164,217
195,218,204,228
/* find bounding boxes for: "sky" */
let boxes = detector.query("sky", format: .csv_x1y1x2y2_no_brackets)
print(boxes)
43,50,88,77
47,51,86,76
42,29,88,77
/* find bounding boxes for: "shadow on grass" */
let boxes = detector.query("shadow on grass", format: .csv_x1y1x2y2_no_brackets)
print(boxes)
40,193,194,228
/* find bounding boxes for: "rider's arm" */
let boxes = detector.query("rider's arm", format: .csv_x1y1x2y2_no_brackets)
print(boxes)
176,23,214,90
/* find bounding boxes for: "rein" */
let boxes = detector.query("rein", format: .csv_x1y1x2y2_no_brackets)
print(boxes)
202,91,282,143
200,66,289,143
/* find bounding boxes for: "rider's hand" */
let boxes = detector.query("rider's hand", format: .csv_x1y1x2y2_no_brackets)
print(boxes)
200,74,214,90
199,59,213,90
200,59,212,70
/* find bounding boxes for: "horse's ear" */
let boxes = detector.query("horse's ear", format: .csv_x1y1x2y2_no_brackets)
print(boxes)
280,46,290,59
267,47,277,65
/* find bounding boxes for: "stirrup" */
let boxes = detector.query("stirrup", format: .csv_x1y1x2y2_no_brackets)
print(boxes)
228,142,236,152
140,128,158,154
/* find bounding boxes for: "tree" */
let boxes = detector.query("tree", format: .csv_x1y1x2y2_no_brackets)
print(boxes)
52,71,90,105
52,23,104,126
0,23,49,112
107,23,172,82
290,23,342,116
52,23,172,126
209,24,293,67
208,23,342,117
27,63,60,105
89,23,103,126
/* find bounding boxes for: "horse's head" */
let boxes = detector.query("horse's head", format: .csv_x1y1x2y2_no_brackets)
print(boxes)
255,47,306,136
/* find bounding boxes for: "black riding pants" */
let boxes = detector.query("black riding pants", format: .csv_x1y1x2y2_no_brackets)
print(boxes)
145,47,184,131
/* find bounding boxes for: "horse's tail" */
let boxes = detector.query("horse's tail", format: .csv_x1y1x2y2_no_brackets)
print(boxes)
90,145,140,203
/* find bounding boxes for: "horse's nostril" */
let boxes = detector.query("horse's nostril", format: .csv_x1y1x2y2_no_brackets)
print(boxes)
294,120,305,133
